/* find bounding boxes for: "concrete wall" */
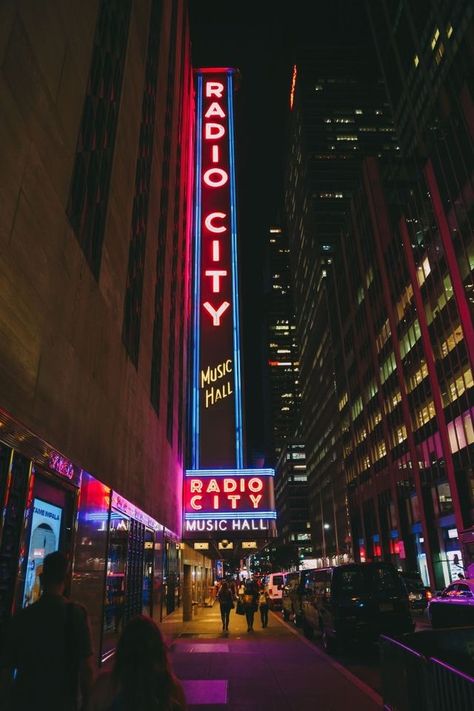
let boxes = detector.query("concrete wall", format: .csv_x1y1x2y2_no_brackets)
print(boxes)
0,0,192,533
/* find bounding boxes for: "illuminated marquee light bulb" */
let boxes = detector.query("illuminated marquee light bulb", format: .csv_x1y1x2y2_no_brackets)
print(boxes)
203,301,230,326
203,168,228,187
205,123,225,140
204,212,227,233
205,81,224,98
205,270,228,292
205,102,226,118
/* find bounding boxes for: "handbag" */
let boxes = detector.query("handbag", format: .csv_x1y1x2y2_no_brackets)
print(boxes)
236,599,245,615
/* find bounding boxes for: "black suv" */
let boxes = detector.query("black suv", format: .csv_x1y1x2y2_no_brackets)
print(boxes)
400,571,432,610
300,562,414,653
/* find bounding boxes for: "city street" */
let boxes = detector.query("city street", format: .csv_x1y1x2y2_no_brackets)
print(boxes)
162,603,382,710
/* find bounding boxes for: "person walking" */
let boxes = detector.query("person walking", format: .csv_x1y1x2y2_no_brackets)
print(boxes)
243,577,259,632
259,588,270,628
89,615,187,711
217,581,234,631
0,551,94,711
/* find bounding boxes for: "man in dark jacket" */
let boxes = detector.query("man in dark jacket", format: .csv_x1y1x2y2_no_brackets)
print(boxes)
243,577,259,631
0,551,94,711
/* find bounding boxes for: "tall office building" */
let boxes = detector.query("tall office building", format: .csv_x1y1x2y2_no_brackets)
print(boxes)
274,441,313,563
0,0,211,663
265,225,300,464
333,0,474,586
285,42,399,564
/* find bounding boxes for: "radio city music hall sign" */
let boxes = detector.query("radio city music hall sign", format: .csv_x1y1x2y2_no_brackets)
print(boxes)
191,69,244,469
183,469,276,538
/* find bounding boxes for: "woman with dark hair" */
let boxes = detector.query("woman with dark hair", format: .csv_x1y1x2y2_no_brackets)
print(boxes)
217,581,234,631
89,615,187,711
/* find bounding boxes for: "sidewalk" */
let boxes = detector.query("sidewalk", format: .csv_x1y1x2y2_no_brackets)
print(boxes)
159,603,382,711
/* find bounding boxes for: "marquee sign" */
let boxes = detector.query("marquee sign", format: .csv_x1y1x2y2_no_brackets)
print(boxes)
191,68,243,469
186,69,276,543
183,468,276,539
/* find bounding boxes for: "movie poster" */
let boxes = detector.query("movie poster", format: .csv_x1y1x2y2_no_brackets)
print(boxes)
23,498,62,607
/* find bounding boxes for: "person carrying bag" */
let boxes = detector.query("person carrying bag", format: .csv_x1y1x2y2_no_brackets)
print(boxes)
259,589,270,628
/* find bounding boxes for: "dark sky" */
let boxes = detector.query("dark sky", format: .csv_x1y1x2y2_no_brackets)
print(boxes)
189,1,292,463
188,1,373,462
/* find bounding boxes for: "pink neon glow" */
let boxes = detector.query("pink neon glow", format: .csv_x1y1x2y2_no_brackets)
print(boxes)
212,240,220,261
184,475,270,514
205,212,226,233
205,101,226,118
203,168,228,187
205,81,224,97
212,145,219,163
205,123,225,140
203,301,230,325
205,269,227,292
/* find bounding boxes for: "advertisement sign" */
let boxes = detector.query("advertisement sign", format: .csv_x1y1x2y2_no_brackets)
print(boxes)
191,68,243,469
183,468,276,539
186,68,277,543
23,498,62,607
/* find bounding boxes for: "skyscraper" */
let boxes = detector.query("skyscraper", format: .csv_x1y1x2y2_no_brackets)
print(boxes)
285,41,399,564
265,225,300,464
335,0,474,585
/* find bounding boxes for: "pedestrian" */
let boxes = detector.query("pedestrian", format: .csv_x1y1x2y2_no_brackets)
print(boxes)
217,581,234,631
243,577,259,632
0,550,94,711
259,588,270,628
89,615,187,711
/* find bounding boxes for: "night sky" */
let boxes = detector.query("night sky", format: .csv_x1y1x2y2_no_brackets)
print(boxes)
188,1,374,461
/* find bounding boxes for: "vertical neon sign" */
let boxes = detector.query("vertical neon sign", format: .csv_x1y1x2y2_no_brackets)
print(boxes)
192,68,243,470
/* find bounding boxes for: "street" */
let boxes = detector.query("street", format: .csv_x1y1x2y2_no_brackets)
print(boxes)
277,608,432,696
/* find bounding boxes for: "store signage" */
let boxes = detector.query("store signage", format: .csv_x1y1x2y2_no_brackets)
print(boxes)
111,491,163,532
191,68,243,469
185,519,271,533
186,69,277,543
183,468,276,539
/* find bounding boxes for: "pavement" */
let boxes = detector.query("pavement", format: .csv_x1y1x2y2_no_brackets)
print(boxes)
159,602,383,711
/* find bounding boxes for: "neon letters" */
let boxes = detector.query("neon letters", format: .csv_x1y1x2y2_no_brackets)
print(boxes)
202,79,230,325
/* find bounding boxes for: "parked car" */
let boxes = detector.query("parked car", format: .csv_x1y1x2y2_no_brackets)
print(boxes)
428,578,474,628
299,562,414,653
282,572,302,623
265,572,287,609
399,571,432,610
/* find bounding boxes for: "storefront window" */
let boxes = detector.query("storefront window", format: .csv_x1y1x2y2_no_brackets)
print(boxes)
102,511,129,662
142,529,154,616
70,471,110,664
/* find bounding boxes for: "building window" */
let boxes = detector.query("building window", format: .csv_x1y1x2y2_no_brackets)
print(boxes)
67,0,132,278
122,0,162,366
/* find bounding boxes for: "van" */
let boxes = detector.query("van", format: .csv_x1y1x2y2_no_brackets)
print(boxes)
300,562,414,652
265,572,287,609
